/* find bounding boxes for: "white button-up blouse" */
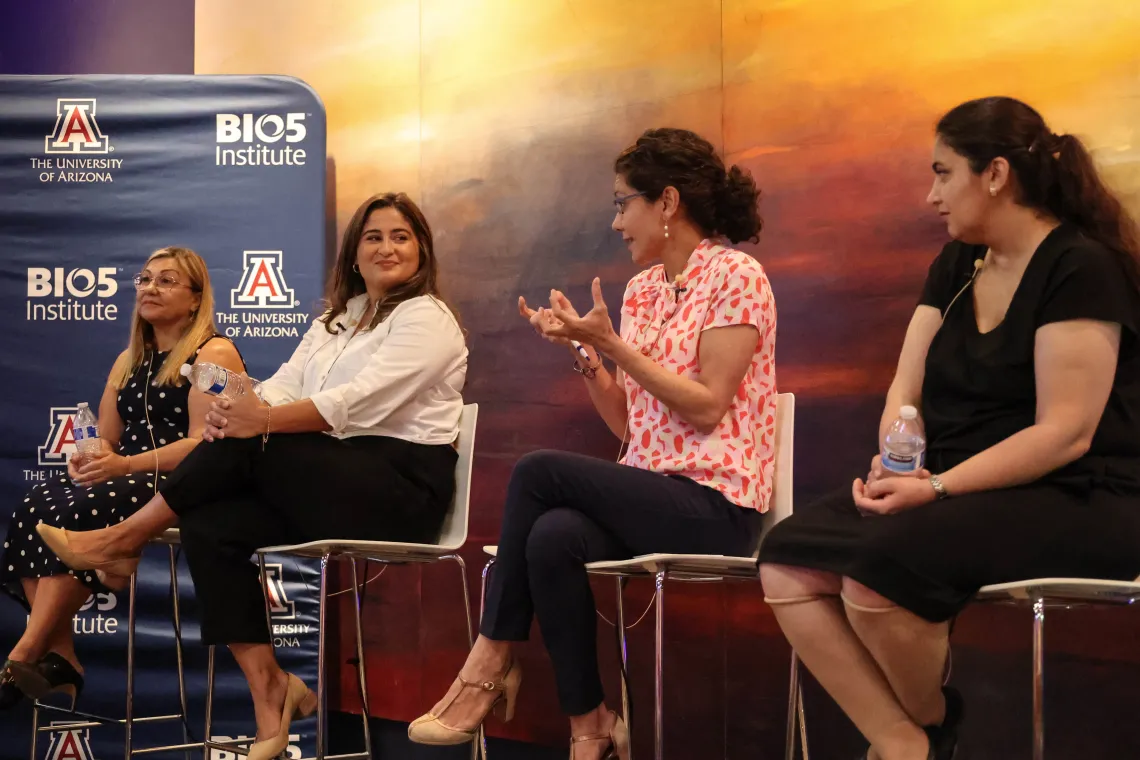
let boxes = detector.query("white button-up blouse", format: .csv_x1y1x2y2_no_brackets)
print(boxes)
258,293,467,445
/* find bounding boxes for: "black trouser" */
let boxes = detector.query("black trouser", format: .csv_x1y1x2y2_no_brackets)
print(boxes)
163,433,456,646
480,450,761,715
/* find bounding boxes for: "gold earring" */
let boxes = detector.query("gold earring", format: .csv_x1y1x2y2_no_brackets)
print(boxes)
664,222,670,239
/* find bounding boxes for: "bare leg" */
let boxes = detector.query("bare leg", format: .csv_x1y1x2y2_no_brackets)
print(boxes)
842,579,949,728
760,564,929,760
426,635,513,729
49,494,178,562
230,643,290,742
8,575,91,669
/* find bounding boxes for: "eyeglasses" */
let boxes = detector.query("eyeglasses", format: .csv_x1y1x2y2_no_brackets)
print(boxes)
613,191,647,214
134,273,192,291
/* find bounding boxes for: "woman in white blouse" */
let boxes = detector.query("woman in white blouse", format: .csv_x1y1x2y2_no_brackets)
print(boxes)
38,193,467,759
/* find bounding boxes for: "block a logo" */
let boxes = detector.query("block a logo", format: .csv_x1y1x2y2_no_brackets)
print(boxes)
45,99,110,154
38,407,79,467
231,251,297,309
263,563,296,620
45,724,97,760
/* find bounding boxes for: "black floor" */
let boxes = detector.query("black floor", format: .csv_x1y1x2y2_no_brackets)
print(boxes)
328,711,563,759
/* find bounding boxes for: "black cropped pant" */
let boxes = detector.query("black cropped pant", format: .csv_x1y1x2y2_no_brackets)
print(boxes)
162,433,456,646
480,450,761,715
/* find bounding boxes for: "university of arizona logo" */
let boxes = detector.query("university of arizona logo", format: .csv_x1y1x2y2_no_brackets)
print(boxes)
231,251,296,309
38,407,79,467
45,724,97,760
45,99,110,155
263,563,297,619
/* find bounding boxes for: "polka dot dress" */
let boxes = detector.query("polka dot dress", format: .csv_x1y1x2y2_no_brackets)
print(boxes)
1,347,202,608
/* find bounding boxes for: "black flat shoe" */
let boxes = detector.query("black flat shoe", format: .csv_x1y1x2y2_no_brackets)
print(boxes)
14,653,84,710
0,660,29,710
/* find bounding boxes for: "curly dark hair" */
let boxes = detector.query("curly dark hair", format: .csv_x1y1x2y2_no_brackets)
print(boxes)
614,128,762,244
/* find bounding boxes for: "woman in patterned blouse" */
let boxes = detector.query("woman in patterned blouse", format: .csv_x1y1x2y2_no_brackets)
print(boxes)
410,128,777,760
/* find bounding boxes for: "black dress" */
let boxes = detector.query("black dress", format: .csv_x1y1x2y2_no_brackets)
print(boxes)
1,340,221,608
759,225,1140,622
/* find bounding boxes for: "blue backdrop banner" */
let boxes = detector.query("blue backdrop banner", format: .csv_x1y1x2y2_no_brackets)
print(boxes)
0,75,327,760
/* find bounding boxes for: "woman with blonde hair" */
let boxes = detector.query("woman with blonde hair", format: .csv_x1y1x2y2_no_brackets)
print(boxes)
0,246,243,710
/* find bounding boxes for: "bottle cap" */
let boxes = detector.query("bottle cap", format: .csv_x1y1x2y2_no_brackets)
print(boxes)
179,363,192,377
900,405,918,420
77,402,88,409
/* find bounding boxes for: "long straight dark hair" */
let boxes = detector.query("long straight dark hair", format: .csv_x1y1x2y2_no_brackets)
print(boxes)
321,192,460,334
936,97,1140,287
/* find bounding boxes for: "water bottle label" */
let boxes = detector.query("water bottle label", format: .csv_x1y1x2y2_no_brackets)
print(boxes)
74,425,98,441
207,376,228,396
882,450,925,473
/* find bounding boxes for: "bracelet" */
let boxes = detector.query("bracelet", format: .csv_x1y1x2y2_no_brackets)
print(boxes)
572,357,602,380
262,405,272,451
929,474,950,499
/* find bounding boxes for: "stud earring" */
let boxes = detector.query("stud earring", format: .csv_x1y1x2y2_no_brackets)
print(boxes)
989,186,997,196
664,223,670,240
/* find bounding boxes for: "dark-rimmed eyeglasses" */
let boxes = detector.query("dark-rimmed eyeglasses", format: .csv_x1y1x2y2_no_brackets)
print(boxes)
613,191,647,214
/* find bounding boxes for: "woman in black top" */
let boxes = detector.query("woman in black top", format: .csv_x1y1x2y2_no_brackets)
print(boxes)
759,97,1140,760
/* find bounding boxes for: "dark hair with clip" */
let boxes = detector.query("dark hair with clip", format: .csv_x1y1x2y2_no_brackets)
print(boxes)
937,96,1140,286
614,128,763,244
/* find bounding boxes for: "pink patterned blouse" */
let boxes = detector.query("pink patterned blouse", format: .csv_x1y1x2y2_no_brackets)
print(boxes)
618,239,777,511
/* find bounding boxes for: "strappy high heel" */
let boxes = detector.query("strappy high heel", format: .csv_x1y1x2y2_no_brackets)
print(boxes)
407,660,522,746
570,711,630,760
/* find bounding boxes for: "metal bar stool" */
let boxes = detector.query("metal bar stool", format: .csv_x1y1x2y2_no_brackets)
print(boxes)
30,528,199,760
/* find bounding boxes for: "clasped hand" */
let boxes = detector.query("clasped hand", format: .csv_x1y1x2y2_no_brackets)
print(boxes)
852,455,936,515
203,374,268,442
517,277,617,349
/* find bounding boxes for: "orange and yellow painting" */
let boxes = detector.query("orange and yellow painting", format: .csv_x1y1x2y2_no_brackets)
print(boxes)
196,1,1140,754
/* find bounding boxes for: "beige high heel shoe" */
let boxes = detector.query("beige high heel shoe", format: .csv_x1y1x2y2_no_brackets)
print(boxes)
36,525,141,579
570,711,630,760
407,660,522,745
247,673,317,760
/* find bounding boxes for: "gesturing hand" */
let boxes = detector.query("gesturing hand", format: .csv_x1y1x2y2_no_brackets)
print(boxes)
518,296,571,346
545,278,617,349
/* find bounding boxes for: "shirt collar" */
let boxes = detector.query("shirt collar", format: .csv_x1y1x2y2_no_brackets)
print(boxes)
658,238,720,289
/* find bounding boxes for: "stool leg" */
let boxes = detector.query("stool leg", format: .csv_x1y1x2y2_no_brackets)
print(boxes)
316,553,331,760
797,670,809,760
125,570,139,760
784,652,799,760
350,559,373,758
1032,596,1046,760
615,576,633,759
477,557,496,760
169,545,190,760
653,570,666,760
29,700,39,760
444,553,478,760
203,645,215,760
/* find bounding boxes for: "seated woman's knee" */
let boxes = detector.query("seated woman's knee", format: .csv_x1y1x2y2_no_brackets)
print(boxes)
840,576,895,609
524,508,590,571
759,562,841,599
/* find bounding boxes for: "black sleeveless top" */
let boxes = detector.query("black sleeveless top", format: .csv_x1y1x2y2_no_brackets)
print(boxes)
919,224,1140,492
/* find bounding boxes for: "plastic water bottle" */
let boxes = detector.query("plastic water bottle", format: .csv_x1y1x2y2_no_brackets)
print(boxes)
73,402,101,459
881,405,926,474
180,363,262,401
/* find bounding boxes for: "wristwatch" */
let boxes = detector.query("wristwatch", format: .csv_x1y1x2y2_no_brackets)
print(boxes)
929,474,950,500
